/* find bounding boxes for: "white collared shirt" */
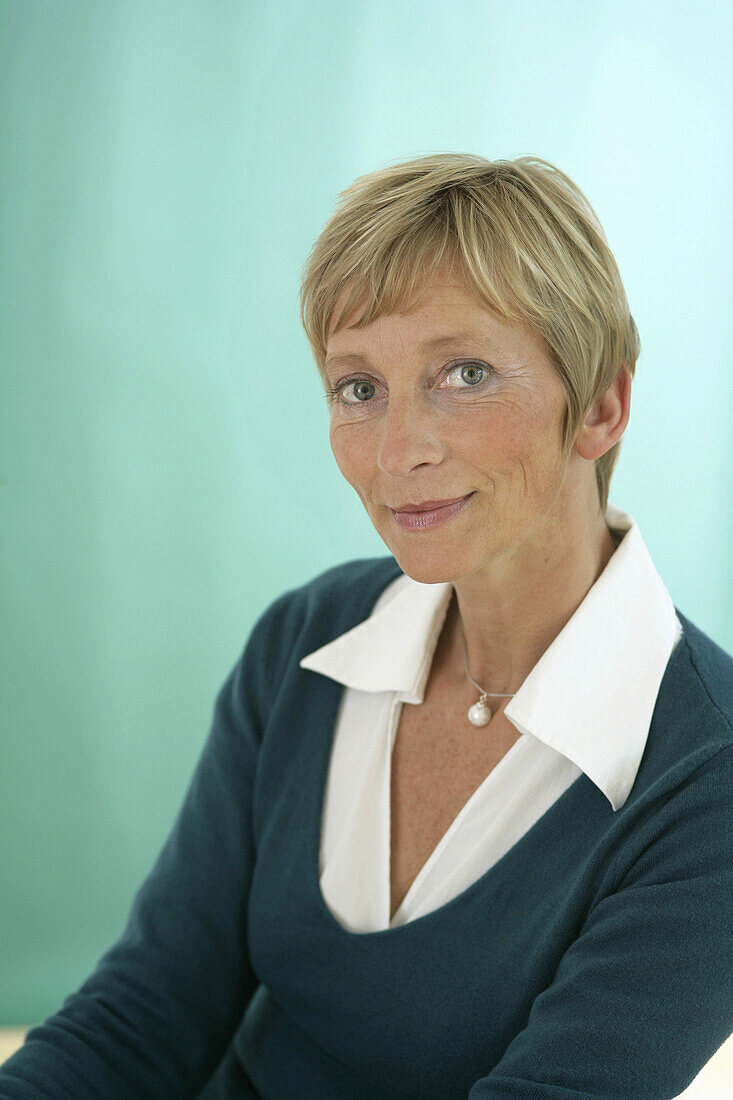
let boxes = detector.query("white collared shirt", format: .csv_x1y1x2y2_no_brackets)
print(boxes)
299,505,684,933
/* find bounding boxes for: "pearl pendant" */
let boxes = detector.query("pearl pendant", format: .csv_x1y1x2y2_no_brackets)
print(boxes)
467,697,492,726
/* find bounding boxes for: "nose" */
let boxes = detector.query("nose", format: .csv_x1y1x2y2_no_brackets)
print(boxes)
376,395,445,478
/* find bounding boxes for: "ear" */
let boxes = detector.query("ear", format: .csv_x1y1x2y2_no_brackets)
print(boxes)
574,364,632,462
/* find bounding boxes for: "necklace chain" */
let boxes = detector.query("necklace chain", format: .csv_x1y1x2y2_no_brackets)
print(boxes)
456,614,517,701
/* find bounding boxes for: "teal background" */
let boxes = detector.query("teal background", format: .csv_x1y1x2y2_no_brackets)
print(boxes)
1,1,731,1024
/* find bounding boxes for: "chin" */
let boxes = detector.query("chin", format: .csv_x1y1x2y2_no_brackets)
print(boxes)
385,544,469,586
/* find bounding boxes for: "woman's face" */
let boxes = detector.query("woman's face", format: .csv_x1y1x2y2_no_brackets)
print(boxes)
324,268,591,585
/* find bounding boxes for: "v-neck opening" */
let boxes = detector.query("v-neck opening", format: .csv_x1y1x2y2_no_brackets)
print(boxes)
310,678,589,939
388,716,534,926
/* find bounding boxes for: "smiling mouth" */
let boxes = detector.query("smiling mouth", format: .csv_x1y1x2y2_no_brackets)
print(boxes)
389,493,475,529
390,494,472,513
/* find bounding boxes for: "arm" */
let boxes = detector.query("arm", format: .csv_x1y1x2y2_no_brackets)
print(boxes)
0,596,284,1100
468,744,733,1100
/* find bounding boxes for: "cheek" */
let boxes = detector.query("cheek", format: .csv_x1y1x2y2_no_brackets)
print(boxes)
460,413,522,469
329,423,370,486
509,431,567,504
467,407,560,491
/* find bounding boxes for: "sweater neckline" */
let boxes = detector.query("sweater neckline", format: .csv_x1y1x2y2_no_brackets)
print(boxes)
306,676,591,939
302,574,697,940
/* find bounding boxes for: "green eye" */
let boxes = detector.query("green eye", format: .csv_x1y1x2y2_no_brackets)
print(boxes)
446,361,491,388
460,364,483,384
324,377,376,406
351,380,375,401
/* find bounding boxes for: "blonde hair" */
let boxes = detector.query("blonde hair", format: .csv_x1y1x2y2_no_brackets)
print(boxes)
299,153,639,513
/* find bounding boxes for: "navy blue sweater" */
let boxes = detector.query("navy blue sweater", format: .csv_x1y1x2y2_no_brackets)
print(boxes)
2,555,733,1099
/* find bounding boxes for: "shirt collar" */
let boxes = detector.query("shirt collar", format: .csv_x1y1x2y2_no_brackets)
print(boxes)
299,505,683,811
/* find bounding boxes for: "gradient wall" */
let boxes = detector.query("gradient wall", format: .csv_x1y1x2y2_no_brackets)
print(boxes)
2,0,731,1023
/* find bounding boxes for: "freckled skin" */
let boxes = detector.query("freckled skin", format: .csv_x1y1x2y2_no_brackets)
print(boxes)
324,264,632,696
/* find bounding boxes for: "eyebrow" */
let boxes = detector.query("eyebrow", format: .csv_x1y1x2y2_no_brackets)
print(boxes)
323,331,490,371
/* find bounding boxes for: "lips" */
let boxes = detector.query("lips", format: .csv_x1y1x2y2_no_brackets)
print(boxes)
391,494,472,513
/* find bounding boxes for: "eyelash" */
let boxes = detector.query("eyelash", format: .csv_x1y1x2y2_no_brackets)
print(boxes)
324,360,493,407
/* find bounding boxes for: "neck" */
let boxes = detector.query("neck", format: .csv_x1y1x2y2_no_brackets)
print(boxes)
440,517,618,698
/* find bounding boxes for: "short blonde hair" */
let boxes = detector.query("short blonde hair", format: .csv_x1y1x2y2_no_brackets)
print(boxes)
299,153,640,514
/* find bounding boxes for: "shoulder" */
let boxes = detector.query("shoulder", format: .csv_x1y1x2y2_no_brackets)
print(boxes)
674,608,733,747
630,607,733,816
241,554,404,677
611,612,733,887
282,554,404,618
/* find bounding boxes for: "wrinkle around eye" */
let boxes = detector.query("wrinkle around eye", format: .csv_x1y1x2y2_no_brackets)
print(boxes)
326,378,378,408
442,361,493,390
329,361,494,409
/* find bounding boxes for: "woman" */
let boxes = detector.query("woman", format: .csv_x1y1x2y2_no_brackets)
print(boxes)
2,154,732,1099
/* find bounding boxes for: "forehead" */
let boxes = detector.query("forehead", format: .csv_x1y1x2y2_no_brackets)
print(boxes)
325,273,544,366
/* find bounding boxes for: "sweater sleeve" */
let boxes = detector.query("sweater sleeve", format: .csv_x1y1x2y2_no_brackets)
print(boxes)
467,743,733,1100
0,596,283,1100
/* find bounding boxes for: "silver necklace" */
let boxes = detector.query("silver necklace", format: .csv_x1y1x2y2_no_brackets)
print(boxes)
457,614,517,727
